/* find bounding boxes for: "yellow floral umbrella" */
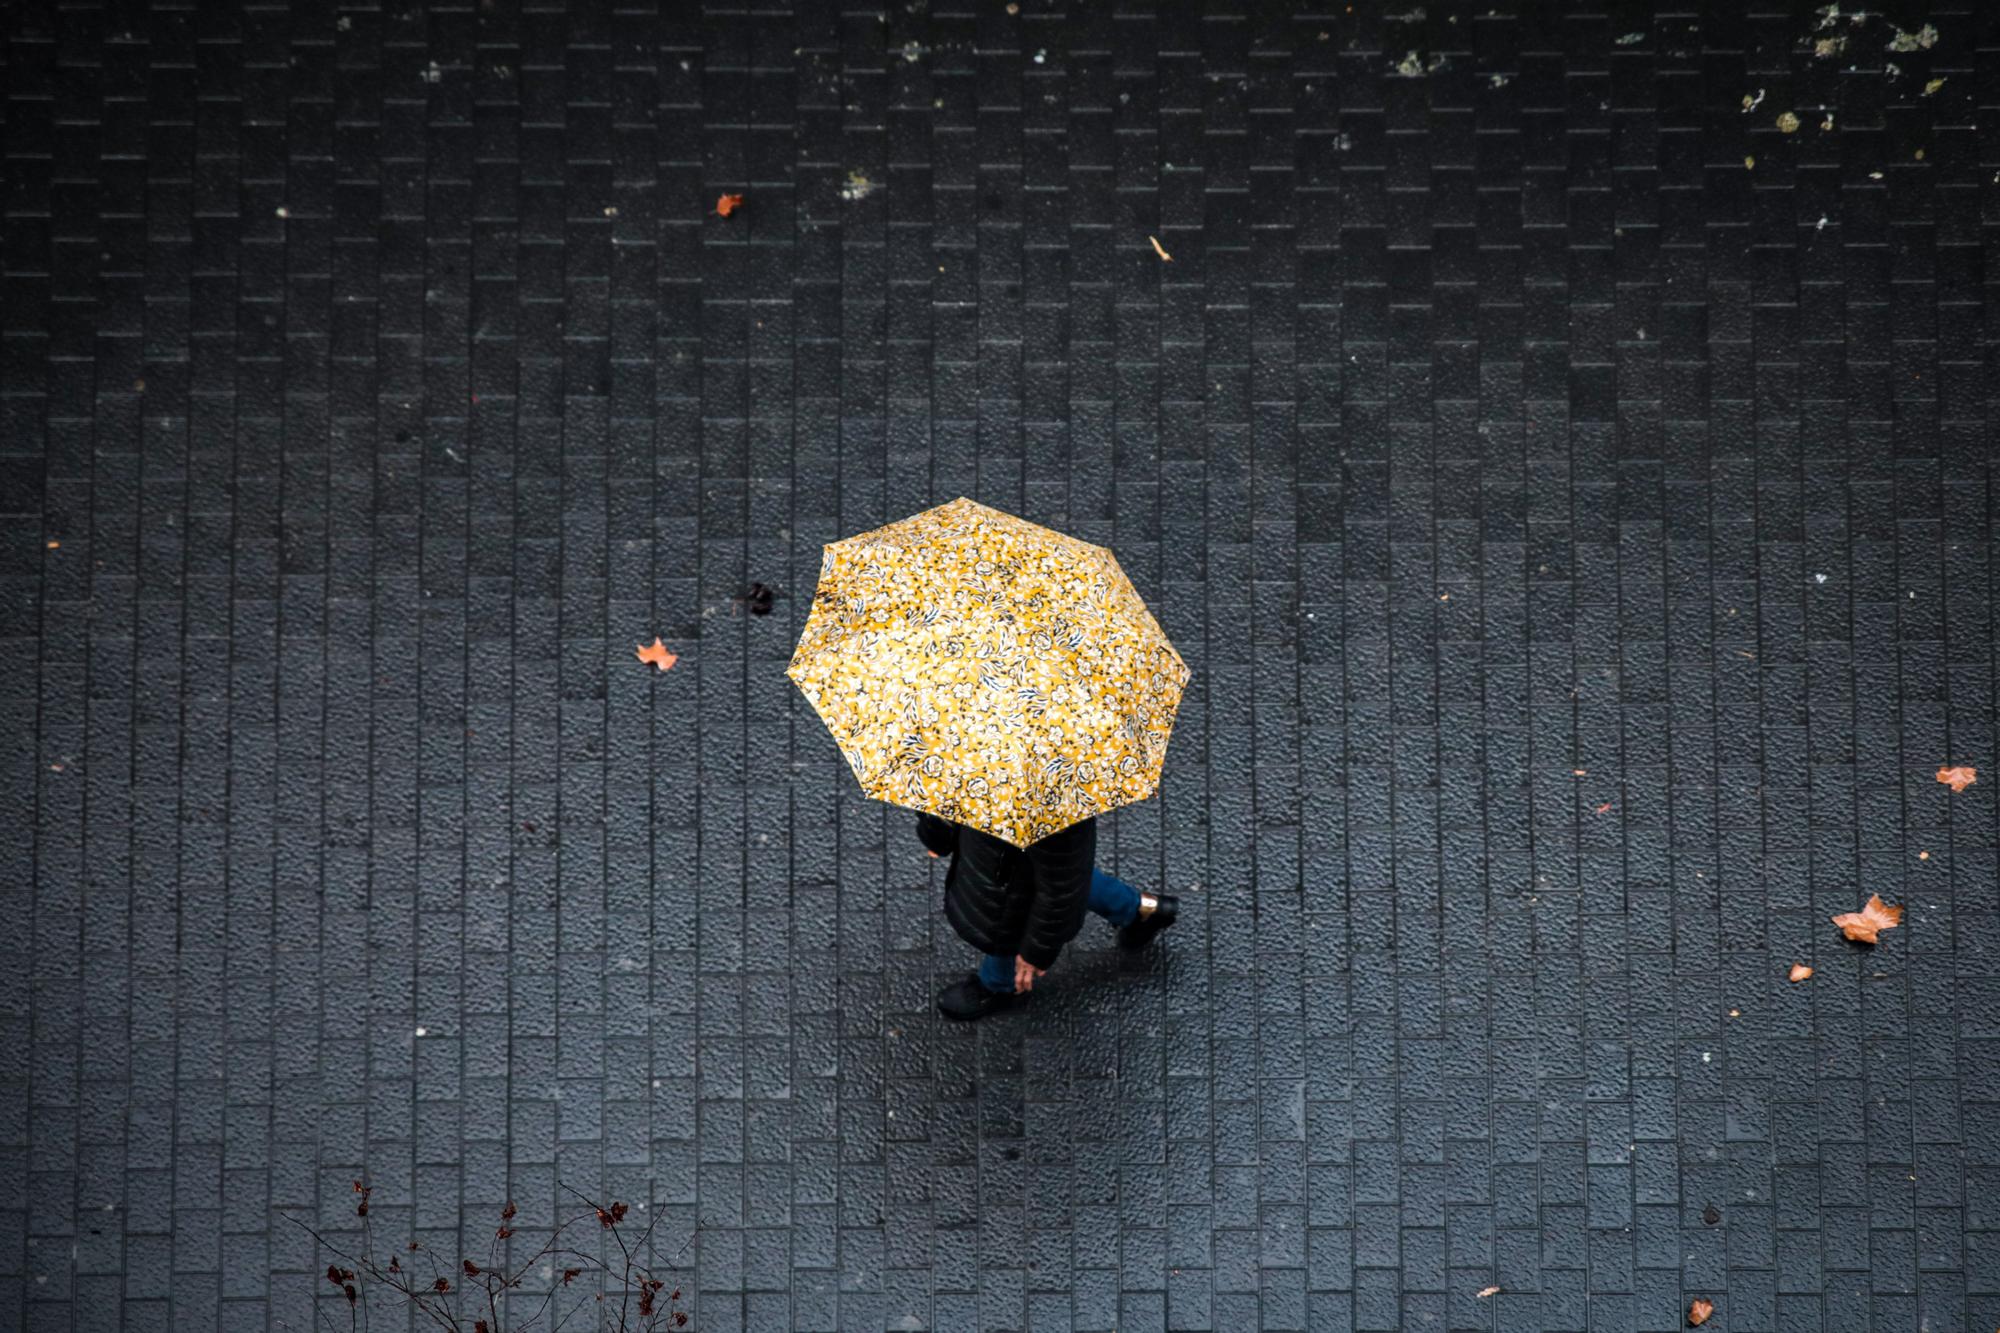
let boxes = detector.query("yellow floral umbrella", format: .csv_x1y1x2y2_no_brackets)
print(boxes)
787,497,1191,847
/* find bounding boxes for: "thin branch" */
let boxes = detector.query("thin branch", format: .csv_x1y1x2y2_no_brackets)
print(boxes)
284,1182,695,1333
499,1210,600,1291
615,1234,634,1331
415,1243,461,1330
355,1191,374,1333
546,1285,595,1333
515,1239,622,1333
308,1290,344,1333
519,1279,567,1333
405,1295,465,1333
491,1213,606,1332
553,1182,602,1216
281,1213,462,1333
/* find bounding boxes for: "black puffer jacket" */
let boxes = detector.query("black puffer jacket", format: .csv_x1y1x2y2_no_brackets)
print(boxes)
918,813,1096,971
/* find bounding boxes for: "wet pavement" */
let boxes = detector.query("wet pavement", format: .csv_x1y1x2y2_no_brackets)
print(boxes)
3,1,1997,1329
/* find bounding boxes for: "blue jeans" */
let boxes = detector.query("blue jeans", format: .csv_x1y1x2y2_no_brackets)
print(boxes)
978,868,1142,993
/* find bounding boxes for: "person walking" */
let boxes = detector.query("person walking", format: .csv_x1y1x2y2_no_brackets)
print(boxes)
787,499,1194,1020
916,811,1177,1021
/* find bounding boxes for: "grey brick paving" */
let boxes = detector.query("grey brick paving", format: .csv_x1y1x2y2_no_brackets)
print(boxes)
3,1,2000,1329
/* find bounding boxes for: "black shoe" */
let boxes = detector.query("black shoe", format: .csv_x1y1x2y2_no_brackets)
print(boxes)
937,974,1017,1022
1117,894,1179,951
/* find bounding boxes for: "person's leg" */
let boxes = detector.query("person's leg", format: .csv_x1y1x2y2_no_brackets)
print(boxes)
1087,866,1143,929
977,952,1016,994
1092,867,1179,951
939,955,1022,1020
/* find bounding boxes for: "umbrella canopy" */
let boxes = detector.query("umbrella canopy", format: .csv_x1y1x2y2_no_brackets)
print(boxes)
787,497,1191,847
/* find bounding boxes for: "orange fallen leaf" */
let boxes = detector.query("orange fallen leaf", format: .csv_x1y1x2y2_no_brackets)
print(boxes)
1689,1298,1714,1326
1595,802,1612,814
1148,234,1172,261
1918,850,1929,860
46,540,59,549
635,638,679,672
1475,1285,1500,1298
1572,768,1587,776
1937,764,1977,793
1830,894,1903,945
1788,963,1812,982
715,193,743,217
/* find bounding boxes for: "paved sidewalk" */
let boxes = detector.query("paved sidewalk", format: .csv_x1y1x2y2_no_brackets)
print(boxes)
3,2,1997,1330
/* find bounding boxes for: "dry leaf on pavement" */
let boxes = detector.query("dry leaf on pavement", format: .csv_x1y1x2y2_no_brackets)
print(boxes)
1475,1285,1500,1298
1788,963,1813,982
1937,764,1977,792
715,193,743,217
636,638,679,672
1830,894,1903,945
1149,235,1172,261
1689,1297,1714,1325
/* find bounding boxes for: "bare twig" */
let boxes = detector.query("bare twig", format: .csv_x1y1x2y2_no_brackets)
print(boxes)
286,1184,693,1332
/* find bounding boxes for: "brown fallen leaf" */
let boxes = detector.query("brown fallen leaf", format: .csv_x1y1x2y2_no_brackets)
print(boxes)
1148,234,1172,262
1475,1285,1500,1298
1831,894,1903,945
715,193,743,217
1689,1298,1714,1326
1937,764,1977,793
636,638,679,672
1788,963,1812,982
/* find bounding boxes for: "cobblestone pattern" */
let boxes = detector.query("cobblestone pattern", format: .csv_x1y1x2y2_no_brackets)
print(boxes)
3,1,1999,1330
